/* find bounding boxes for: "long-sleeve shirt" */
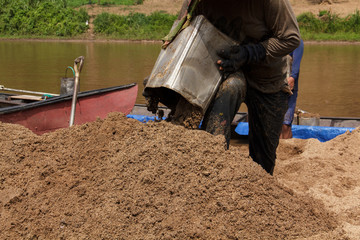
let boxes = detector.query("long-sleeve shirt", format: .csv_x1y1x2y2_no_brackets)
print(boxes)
290,39,304,92
169,0,301,93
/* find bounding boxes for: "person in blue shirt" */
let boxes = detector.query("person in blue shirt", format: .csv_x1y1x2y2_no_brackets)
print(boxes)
280,39,304,139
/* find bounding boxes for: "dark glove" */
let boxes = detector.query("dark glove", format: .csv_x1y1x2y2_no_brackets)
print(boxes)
217,44,266,73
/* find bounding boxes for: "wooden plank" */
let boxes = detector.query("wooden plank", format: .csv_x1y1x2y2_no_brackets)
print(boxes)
9,95,43,101
0,99,24,106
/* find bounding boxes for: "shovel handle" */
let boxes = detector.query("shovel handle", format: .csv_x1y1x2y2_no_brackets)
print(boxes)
74,56,84,76
69,56,85,127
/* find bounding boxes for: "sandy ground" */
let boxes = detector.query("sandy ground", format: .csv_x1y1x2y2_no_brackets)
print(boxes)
83,0,360,17
0,113,359,239
289,0,360,17
1,1,360,239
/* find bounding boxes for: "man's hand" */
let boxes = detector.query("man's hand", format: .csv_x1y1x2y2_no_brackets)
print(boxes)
217,45,243,59
287,77,295,90
216,45,248,74
216,44,266,74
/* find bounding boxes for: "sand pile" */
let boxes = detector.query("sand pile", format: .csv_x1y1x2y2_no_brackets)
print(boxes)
0,113,358,239
276,128,360,239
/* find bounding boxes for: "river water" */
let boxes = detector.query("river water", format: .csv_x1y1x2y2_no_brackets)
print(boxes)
0,40,359,117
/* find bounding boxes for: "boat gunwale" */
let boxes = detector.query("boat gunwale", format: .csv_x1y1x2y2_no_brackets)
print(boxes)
0,83,137,115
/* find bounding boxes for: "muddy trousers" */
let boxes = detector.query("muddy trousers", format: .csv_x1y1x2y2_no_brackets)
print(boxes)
201,74,288,175
201,73,246,148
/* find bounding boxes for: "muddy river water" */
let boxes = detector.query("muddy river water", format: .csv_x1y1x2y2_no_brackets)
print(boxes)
0,40,359,117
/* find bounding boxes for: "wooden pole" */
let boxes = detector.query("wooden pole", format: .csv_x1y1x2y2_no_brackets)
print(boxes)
69,56,84,127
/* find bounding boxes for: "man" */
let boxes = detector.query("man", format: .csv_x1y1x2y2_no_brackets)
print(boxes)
162,0,301,175
280,39,304,139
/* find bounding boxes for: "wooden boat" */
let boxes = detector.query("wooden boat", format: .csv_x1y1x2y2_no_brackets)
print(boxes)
0,83,138,135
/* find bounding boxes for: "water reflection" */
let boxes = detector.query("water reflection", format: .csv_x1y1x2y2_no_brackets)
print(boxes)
0,40,161,105
0,40,359,117
299,44,360,117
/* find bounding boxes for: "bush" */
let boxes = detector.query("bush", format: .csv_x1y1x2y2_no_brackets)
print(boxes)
0,0,89,36
297,12,322,33
344,10,360,32
93,12,177,40
297,10,360,34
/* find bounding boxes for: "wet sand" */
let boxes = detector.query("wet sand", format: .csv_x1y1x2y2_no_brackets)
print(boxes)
1,113,359,239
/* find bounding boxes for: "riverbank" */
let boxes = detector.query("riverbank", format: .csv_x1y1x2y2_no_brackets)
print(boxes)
1,0,360,42
61,0,360,42
3,37,360,46
81,0,360,18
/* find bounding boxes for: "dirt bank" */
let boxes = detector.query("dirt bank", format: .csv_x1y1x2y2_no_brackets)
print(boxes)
290,0,360,17
1,113,359,239
83,0,360,17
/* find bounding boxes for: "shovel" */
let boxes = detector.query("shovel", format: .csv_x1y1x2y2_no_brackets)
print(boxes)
69,56,84,127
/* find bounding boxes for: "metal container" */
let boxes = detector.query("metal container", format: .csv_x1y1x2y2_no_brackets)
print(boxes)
60,77,75,95
144,15,237,114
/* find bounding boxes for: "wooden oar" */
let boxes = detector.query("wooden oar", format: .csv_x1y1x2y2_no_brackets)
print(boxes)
69,56,84,127
0,85,59,97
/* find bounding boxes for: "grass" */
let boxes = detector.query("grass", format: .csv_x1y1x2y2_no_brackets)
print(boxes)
0,34,77,40
93,12,177,40
90,10,360,41
297,10,360,41
67,0,143,8
300,31,360,41
1,0,360,42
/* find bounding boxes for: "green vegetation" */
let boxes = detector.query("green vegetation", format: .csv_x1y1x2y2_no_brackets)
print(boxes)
91,9,360,41
1,0,360,42
297,11,360,41
0,0,89,37
93,12,177,40
92,10,360,41
67,0,143,8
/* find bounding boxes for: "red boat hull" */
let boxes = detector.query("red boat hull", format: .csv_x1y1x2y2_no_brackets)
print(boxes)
0,84,138,135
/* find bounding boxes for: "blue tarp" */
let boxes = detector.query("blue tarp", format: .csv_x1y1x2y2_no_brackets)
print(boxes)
127,114,203,127
235,122,355,142
128,115,355,142
127,114,164,123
